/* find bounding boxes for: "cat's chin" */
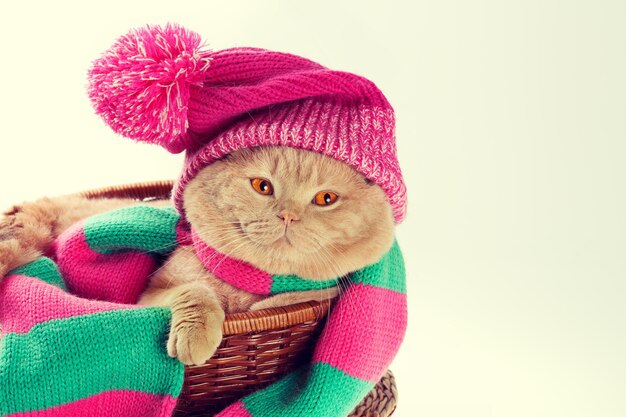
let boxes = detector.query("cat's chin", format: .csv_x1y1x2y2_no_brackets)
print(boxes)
242,245,344,280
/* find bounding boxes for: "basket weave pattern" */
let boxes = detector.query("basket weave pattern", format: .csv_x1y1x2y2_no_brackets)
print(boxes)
82,181,397,417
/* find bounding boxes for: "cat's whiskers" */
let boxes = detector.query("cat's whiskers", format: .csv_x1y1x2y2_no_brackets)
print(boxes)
193,223,296,290
148,224,243,284
301,231,367,320
201,235,250,267
210,238,251,271
299,238,344,323
184,224,242,247
157,230,253,289
311,238,362,319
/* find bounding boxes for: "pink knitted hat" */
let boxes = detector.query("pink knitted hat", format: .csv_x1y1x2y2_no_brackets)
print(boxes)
88,24,407,222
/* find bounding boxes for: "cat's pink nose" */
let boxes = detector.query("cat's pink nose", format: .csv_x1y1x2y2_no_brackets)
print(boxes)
278,210,300,226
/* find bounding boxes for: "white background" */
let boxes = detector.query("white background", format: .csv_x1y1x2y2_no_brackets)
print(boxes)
1,1,625,416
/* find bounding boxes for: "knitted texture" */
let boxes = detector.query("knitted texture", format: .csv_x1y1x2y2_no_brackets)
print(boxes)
0,265,184,417
88,24,212,147
88,24,407,223
218,240,407,417
1,205,407,416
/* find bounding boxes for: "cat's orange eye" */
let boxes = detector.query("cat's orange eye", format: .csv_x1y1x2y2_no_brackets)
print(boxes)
251,178,274,196
313,191,339,206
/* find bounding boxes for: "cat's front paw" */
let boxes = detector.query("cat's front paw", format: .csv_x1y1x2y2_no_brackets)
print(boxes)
167,306,225,366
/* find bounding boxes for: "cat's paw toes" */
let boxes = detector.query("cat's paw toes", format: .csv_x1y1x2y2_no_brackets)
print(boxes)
0,239,42,279
2,204,23,217
0,239,22,278
167,320,223,366
0,216,18,242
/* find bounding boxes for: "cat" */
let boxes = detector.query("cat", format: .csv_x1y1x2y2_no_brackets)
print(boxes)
0,146,395,365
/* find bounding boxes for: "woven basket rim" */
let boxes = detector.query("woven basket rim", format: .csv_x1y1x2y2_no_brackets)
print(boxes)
79,180,332,336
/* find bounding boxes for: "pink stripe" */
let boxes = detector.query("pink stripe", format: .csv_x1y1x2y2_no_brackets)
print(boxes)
312,283,407,382
0,275,134,334
55,222,156,304
175,220,192,245
215,401,253,417
191,229,273,295
6,390,177,417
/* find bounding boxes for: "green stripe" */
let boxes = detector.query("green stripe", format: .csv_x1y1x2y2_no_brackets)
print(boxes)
349,239,406,293
0,308,184,414
242,362,373,417
270,274,338,294
10,257,66,290
83,206,180,255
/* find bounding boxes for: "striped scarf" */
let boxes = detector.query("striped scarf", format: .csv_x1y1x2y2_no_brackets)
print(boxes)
0,205,407,417
190,228,339,295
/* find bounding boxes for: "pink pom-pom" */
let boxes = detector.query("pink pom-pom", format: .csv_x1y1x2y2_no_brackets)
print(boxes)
88,24,211,150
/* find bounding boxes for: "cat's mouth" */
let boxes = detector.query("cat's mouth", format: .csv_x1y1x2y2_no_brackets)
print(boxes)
273,234,294,247
238,221,298,251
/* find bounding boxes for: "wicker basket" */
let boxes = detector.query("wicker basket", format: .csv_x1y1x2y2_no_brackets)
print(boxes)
82,181,398,417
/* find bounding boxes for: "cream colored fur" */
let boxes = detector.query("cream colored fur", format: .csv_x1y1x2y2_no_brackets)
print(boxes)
0,195,159,277
0,147,394,365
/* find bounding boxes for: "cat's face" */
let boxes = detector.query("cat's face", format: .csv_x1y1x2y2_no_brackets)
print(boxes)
184,147,394,279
